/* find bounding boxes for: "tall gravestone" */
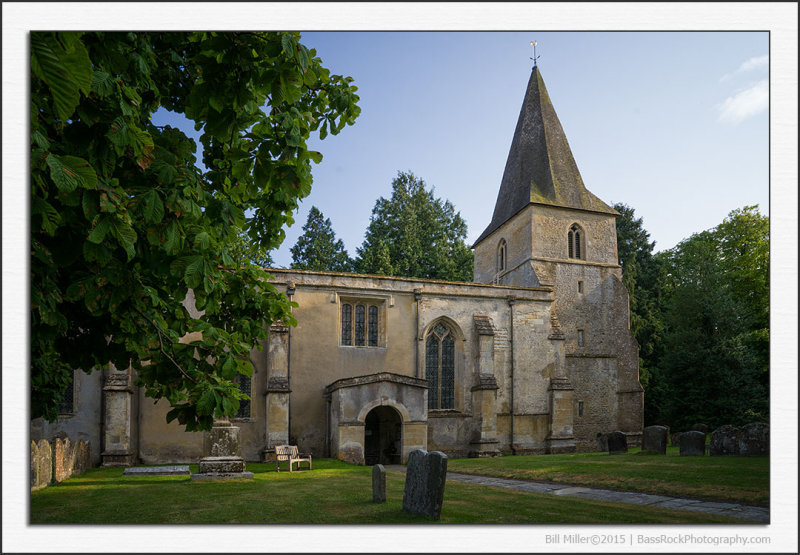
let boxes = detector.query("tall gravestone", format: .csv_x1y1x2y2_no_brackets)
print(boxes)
402,449,448,520
607,431,628,454
372,464,386,503
641,425,667,455
680,430,705,456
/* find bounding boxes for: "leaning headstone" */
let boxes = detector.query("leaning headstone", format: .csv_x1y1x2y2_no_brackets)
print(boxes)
641,425,668,454
402,449,448,520
596,433,609,452
690,423,709,434
738,423,769,456
372,464,386,503
710,425,740,456
679,430,705,456
607,431,628,454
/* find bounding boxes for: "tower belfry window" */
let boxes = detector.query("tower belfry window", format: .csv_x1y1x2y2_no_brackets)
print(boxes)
497,239,507,273
568,224,584,260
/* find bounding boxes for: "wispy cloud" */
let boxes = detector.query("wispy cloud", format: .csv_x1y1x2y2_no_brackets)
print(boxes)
721,55,768,82
717,79,768,124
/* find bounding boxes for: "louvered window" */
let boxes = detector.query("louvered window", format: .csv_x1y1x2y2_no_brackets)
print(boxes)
568,224,584,260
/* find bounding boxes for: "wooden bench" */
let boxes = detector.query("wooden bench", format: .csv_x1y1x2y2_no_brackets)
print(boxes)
274,445,312,472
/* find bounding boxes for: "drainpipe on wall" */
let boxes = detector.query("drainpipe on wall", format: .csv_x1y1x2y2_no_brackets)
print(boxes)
286,282,295,443
414,289,422,379
508,297,516,455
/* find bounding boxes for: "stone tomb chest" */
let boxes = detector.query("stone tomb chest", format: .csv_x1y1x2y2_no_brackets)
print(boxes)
325,373,428,465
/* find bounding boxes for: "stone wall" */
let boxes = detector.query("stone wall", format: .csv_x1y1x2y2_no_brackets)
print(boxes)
30,436,92,491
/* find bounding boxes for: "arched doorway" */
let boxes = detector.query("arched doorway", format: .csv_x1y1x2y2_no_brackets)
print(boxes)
364,406,402,465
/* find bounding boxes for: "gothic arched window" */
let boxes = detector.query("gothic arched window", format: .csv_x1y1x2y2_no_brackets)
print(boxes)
568,224,584,260
425,322,455,410
497,239,507,273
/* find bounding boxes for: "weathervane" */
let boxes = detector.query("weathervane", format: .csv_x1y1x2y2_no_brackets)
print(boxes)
530,40,540,68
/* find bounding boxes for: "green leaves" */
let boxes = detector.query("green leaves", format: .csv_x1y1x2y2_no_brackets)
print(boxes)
31,33,92,122
45,154,97,193
31,31,359,430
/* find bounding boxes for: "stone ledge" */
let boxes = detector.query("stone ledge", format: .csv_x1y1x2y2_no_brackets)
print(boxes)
190,472,254,481
123,465,190,476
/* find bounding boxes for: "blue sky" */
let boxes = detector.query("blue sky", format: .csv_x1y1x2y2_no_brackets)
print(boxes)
160,31,770,268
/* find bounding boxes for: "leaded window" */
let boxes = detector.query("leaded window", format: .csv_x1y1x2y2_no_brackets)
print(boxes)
355,305,366,346
426,322,455,410
341,301,381,347
235,372,251,418
341,304,352,345
58,371,75,414
368,305,378,346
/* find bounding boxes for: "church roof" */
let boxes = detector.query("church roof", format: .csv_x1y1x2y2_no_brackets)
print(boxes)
474,66,618,246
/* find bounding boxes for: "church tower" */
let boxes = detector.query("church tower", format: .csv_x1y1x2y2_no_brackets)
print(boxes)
473,66,644,449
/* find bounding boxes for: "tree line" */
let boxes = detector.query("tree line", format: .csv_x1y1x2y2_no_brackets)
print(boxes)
288,170,474,281
614,203,769,431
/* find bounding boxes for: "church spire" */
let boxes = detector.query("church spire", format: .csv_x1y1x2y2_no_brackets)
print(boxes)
474,66,617,246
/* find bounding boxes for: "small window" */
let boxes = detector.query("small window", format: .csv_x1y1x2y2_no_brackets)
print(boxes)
58,371,75,414
578,280,584,293
568,224,584,260
497,239,507,273
578,401,584,417
341,304,352,345
577,329,584,347
341,299,384,347
235,372,252,418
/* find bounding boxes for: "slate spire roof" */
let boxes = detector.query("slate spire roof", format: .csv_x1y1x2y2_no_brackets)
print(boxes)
474,67,618,246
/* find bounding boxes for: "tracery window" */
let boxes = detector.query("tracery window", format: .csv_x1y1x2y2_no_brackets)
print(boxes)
341,300,383,347
568,224,584,260
425,322,455,410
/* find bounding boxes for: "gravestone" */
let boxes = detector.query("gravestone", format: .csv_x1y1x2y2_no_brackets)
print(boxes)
607,431,628,454
641,425,668,454
690,423,709,434
37,439,52,489
679,430,705,456
191,419,253,480
710,425,740,456
670,432,682,447
738,423,769,456
402,449,448,520
596,433,609,452
372,464,386,503
30,441,39,489
54,437,71,482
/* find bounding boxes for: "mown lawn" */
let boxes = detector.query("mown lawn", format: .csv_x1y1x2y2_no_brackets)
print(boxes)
447,446,769,506
31,456,764,524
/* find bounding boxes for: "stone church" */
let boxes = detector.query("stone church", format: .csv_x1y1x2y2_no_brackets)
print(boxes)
31,66,644,467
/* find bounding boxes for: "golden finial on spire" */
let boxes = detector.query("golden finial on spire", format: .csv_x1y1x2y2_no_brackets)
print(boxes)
530,40,540,68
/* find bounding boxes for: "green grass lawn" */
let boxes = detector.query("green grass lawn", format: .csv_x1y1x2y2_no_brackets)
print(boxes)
447,446,769,506
30,454,766,524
